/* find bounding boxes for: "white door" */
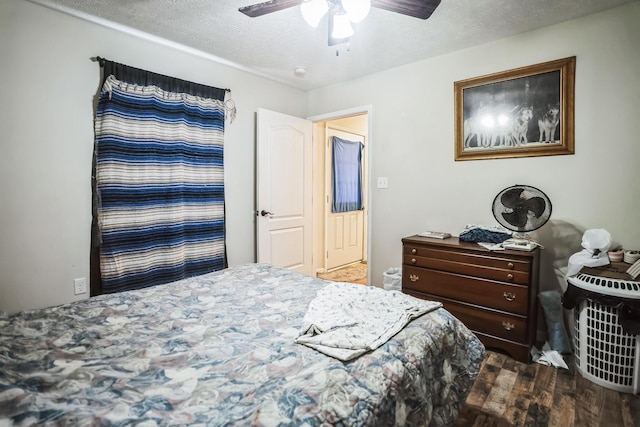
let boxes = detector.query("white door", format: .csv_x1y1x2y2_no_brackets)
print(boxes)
325,127,365,270
256,108,313,275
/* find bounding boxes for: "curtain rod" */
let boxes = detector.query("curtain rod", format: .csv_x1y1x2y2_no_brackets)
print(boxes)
93,56,231,93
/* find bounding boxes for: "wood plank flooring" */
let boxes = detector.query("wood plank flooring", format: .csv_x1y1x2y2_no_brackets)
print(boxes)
454,350,640,426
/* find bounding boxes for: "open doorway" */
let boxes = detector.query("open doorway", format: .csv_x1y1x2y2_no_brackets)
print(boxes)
311,112,369,285
255,107,370,281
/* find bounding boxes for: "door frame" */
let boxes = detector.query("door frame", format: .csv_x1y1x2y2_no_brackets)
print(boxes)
307,105,373,285
324,124,367,271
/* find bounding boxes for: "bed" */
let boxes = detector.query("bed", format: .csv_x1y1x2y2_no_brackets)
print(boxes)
0,263,485,426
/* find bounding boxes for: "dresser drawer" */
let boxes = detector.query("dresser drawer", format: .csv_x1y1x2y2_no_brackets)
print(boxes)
404,244,531,269
403,250,530,285
402,266,528,315
442,299,527,344
401,235,540,363
405,290,527,344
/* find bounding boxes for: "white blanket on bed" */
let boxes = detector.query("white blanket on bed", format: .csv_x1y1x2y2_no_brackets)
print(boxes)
296,282,442,361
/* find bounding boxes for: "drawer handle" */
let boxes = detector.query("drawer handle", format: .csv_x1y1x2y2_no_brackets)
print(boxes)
506,273,514,281
411,248,417,255
409,274,419,282
503,292,516,302
411,258,417,264
507,262,514,269
502,321,515,331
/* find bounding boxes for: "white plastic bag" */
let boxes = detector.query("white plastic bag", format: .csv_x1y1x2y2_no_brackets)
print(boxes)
581,228,612,254
383,268,402,291
567,228,612,276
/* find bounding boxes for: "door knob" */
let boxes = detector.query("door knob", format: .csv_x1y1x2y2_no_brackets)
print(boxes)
259,210,274,217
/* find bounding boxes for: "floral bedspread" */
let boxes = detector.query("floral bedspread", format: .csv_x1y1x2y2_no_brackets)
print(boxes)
0,263,485,426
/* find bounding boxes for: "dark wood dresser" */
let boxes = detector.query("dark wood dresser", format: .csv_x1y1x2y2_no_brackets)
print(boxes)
401,235,540,363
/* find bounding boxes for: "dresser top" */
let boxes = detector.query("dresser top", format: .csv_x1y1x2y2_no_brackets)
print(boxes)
402,235,540,258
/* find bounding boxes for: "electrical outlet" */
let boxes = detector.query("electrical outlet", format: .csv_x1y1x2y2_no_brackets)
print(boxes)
74,277,87,295
377,177,389,189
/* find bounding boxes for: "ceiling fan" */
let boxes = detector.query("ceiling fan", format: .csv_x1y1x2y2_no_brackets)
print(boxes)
239,0,441,46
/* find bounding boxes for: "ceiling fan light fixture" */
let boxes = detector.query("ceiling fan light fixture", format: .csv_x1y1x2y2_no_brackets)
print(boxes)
331,12,354,39
301,0,328,27
342,0,371,23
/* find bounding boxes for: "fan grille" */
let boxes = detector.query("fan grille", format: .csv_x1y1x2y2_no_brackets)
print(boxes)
492,185,552,232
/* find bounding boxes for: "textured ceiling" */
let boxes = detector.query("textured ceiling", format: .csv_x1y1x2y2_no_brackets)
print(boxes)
30,0,637,91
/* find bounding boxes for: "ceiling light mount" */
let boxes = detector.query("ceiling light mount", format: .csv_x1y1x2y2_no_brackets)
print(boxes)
301,0,370,44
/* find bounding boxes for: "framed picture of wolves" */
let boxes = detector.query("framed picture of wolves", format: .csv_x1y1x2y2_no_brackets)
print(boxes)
454,56,575,161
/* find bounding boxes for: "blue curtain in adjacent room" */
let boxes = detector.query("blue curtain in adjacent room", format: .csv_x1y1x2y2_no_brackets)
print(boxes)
332,136,364,213
92,59,231,295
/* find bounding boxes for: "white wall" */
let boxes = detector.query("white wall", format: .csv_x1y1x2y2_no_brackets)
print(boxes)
2,1,639,315
307,3,640,293
0,0,307,313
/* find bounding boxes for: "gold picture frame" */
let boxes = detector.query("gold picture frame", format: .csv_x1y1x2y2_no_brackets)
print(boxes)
454,56,575,161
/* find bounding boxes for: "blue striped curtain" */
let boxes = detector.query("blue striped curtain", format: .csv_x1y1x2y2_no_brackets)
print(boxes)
94,74,227,294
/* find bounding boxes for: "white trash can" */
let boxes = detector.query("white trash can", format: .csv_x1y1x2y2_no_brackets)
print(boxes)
383,268,402,291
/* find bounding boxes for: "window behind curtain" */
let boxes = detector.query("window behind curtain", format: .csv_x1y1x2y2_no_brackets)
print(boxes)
92,70,228,295
332,136,364,213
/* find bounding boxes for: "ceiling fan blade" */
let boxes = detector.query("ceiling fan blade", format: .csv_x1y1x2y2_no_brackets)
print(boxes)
239,0,301,18
371,0,441,20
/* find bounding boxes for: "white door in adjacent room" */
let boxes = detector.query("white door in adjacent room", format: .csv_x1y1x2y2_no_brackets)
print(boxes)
256,108,313,275
325,127,366,270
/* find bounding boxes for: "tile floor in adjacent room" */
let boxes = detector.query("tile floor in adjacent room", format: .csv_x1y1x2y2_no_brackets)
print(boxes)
316,262,367,285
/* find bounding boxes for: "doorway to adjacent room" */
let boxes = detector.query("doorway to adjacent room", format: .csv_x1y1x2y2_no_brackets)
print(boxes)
255,107,371,285
313,112,369,284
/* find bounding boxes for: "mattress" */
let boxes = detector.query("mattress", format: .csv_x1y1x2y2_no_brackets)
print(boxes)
0,263,485,426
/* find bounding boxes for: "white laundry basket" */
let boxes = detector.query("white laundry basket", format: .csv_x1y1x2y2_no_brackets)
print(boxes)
569,273,640,394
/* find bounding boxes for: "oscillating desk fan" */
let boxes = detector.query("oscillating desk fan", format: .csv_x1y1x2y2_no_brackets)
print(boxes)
492,185,552,250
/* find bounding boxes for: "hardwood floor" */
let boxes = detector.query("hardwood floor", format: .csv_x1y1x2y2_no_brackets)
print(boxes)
455,350,640,426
